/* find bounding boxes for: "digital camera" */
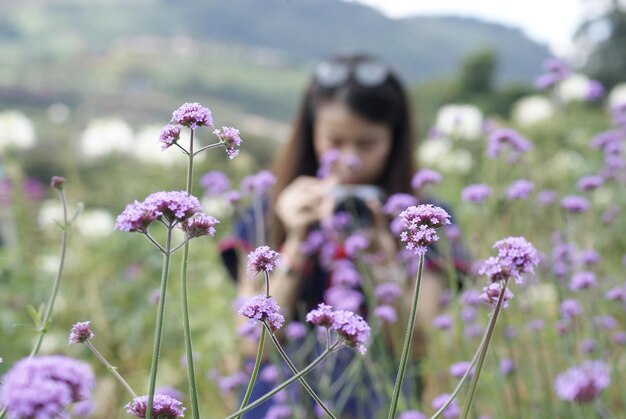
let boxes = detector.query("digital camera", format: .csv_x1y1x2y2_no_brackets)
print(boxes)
330,185,385,228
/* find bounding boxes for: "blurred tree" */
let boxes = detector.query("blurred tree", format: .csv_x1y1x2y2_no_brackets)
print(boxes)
577,0,626,89
458,49,497,96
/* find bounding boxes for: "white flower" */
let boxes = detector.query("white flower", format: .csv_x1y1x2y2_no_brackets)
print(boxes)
435,104,483,140
200,196,234,220
75,209,114,238
556,74,591,103
608,83,626,108
133,125,181,166
0,111,36,151
512,95,556,126
418,138,473,174
37,200,65,230
80,118,133,158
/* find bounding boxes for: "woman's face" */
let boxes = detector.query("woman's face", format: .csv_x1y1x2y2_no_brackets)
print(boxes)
313,101,393,184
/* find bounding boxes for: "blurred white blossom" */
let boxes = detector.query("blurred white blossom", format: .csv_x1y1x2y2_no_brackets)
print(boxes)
0,111,36,151
435,104,483,140
419,138,473,174
608,83,626,108
556,74,592,103
37,199,65,230
201,196,234,220
47,103,71,124
134,125,181,166
548,150,586,178
80,118,133,158
512,95,556,126
75,209,114,238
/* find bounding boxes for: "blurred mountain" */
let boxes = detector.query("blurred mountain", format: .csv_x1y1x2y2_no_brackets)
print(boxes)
0,0,550,121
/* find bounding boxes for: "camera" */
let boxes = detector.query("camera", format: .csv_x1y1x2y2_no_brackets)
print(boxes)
330,185,385,229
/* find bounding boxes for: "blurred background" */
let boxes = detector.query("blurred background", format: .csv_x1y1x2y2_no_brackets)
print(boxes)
1,0,625,417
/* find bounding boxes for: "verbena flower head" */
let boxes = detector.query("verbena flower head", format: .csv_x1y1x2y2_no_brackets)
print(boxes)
374,282,402,304
0,355,95,419
554,361,610,403
316,148,341,178
50,175,66,190
115,200,158,233
199,171,231,196
506,179,534,200
537,189,557,205
561,299,583,319
432,314,454,330
398,411,427,419
159,124,182,151
577,175,604,191
500,358,516,376
238,294,284,331
181,213,219,238
332,309,371,354
479,237,538,284
398,204,451,255
432,393,461,418
480,282,514,308
486,128,532,163
449,361,473,379
461,184,491,204
306,303,335,328
68,321,94,344
569,271,596,291
171,102,212,129
125,394,186,418
213,126,242,159
561,195,590,213
241,170,277,196
374,304,397,323
285,321,307,341
143,191,202,223
247,246,280,277
324,286,364,312
411,168,442,190
384,193,419,216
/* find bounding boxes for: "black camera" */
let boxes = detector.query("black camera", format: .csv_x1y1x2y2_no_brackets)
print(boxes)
331,185,385,229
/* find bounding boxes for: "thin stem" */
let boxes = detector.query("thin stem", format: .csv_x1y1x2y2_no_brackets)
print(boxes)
264,271,270,298
236,326,267,418
227,344,338,419
262,322,336,418
387,253,425,419
174,142,190,156
30,188,69,357
170,237,191,254
85,341,137,398
181,128,201,418
143,232,167,255
460,279,509,418
146,224,173,419
192,142,222,156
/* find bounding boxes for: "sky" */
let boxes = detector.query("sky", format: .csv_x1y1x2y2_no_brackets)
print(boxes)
346,0,616,57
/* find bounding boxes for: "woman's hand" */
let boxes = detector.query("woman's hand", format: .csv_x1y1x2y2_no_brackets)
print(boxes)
275,176,337,240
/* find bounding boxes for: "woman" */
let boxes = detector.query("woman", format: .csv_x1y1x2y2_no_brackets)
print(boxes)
223,53,468,417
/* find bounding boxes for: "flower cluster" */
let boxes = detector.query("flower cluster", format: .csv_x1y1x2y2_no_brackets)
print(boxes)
115,191,205,232
247,245,281,277
398,204,451,255
535,57,570,90
554,361,610,403
479,236,539,284
68,321,94,344
159,124,182,151
461,183,491,204
411,168,442,190
0,355,95,419
213,126,242,159
486,128,532,163
171,102,213,129
306,303,371,354
181,213,219,238
241,170,277,196
238,294,285,331
125,394,186,418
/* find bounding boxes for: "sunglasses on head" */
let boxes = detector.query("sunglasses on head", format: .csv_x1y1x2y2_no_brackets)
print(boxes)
314,60,390,88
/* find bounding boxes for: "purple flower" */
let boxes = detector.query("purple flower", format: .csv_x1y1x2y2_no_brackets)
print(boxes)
486,128,532,162
0,355,95,419
432,393,461,418
68,321,94,344
330,260,361,287
535,72,559,90
374,282,403,304
579,339,597,354
605,286,626,302
464,323,484,339
247,246,280,277
332,309,371,354
461,184,491,204
213,126,242,159
480,282,514,308
260,365,280,383
585,80,604,101
411,168,442,190
171,102,212,129
479,236,539,284
577,175,604,191
398,411,427,419
241,170,276,196
383,193,418,216
506,179,534,200
579,249,600,266
238,294,285,331
500,358,516,376
561,195,590,213
560,299,583,319
527,318,544,331
199,171,231,196
543,57,571,78
569,271,596,291
159,124,182,151
265,404,293,419
398,204,451,255
155,386,184,402
50,175,66,190
126,394,186,418
300,230,326,255
181,213,219,238
306,303,335,327
460,289,483,306
591,129,624,151
593,315,617,330
460,306,477,323
614,331,626,345
143,191,203,223
216,371,247,394
537,189,557,205
115,200,158,233
554,361,610,403
344,232,369,257
285,321,307,341
324,286,364,312
432,314,454,330
374,305,397,323
317,148,341,178
449,361,473,378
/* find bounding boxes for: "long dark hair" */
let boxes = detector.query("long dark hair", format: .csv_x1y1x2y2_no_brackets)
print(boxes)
270,53,418,246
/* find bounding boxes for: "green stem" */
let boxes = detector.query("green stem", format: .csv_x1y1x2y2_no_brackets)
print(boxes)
387,253,425,419
146,225,173,419
192,142,222,156
227,345,337,419
181,128,201,419
263,322,336,418
460,278,509,418
85,341,137,398
236,326,267,418
30,188,69,357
